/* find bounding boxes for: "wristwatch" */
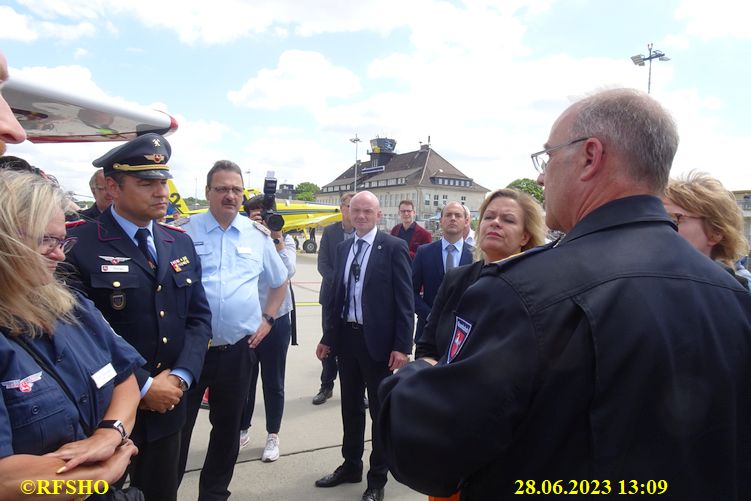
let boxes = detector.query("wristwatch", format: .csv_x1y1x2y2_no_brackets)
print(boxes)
97,419,128,446
262,313,275,326
272,238,281,245
174,375,189,392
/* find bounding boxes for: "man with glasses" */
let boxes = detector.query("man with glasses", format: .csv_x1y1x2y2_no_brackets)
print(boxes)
316,191,413,501
391,199,432,259
64,133,212,501
80,168,113,220
177,160,288,500
378,89,751,500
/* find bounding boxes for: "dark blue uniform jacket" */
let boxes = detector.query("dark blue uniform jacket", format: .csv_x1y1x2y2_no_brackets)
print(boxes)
0,294,144,457
379,195,751,500
64,207,212,442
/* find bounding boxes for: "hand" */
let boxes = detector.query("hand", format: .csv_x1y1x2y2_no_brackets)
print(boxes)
44,431,120,472
248,321,272,349
140,370,183,413
270,230,283,241
98,439,139,484
388,351,408,371
420,356,438,366
316,343,331,361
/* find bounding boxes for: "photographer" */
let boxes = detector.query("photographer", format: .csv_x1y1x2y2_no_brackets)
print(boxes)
239,194,296,462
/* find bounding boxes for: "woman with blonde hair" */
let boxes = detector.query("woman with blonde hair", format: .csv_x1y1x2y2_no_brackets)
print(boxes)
0,170,144,500
663,171,749,288
416,187,546,362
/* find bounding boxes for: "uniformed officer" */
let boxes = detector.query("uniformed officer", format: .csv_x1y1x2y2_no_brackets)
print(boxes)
377,89,751,500
176,160,288,501
64,133,212,501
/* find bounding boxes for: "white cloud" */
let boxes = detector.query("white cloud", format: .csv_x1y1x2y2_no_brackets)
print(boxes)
675,0,751,40
73,48,89,59
0,6,38,41
227,50,361,112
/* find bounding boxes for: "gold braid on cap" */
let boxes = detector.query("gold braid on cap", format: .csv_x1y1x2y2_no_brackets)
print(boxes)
112,163,170,172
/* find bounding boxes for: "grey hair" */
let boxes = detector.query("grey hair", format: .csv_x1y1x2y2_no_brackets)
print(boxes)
89,168,103,191
569,88,679,191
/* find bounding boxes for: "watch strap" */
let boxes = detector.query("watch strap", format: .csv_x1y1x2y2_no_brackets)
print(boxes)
262,313,274,326
97,419,128,446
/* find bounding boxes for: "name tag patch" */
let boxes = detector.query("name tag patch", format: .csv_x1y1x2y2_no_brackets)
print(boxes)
91,363,117,389
237,247,253,254
447,316,472,363
101,265,129,273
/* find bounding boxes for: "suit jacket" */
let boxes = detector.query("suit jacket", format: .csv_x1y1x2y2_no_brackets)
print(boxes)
64,207,212,442
317,221,347,306
78,204,103,221
414,260,484,360
390,222,433,259
412,239,474,321
321,230,414,362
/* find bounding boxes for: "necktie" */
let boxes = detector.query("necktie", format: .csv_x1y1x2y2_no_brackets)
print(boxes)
343,239,366,320
135,228,156,270
446,244,456,271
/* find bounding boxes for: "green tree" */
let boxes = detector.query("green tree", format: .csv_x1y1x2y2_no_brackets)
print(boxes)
507,178,544,204
295,181,320,202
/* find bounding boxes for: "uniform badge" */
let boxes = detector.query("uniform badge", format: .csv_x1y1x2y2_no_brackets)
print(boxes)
99,256,132,265
101,265,129,273
170,256,190,272
1,372,42,393
110,291,126,310
447,316,472,363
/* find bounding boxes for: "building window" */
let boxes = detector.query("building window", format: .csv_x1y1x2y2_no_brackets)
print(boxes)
443,194,448,199
461,196,467,201
433,200,439,206
434,194,439,200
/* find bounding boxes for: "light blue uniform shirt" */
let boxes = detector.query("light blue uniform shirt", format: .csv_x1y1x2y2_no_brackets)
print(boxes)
184,211,287,346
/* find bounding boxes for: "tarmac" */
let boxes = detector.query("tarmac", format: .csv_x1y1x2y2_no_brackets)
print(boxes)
178,252,424,501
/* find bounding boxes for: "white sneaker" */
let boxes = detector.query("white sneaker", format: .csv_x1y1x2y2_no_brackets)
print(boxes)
239,429,250,450
261,433,280,462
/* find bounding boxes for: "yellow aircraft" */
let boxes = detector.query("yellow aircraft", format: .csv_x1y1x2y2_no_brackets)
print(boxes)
165,180,340,253
5,73,340,253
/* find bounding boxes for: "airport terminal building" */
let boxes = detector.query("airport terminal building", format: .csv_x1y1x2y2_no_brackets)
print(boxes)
316,138,489,230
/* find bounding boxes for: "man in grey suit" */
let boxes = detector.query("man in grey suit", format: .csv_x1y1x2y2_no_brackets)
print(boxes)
312,192,355,405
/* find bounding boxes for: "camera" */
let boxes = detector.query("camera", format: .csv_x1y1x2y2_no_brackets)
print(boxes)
261,171,285,232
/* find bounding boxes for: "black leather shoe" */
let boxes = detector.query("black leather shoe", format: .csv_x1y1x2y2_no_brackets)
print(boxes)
312,387,333,405
315,464,362,487
361,487,384,501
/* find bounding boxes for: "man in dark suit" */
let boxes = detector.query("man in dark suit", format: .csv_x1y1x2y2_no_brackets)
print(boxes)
390,199,432,259
313,192,355,405
79,168,112,220
316,190,414,501
412,201,473,342
65,133,212,501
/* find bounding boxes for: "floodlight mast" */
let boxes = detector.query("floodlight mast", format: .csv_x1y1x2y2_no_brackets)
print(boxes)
630,42,670,94
349,134,361,192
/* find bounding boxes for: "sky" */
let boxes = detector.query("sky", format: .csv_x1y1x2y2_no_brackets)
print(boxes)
2,0,750,202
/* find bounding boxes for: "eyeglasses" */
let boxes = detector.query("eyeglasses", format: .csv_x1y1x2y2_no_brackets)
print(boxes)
40,235,78,255
668,213,703,226
530,137,588,174
211,186,244,196
399,209,414,214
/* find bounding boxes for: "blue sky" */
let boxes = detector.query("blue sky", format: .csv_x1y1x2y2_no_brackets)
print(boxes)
2,0,750,202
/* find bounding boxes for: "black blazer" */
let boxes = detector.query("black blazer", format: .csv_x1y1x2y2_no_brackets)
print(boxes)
414,260,484,360
321,230,414,362
317,221,347,306
65,207,212,442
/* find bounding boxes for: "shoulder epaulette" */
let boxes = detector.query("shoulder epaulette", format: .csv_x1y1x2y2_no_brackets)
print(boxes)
158,221,187,233
252,220,271,236
65,219,88,229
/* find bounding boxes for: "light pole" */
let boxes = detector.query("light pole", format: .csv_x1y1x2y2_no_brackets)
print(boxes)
349,134,361,192
630,43,670,94
244,170,251,189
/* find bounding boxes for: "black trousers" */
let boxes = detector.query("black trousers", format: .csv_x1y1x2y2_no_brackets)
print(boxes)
337,323,392,489
128,430,181,501
177,336,255,501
